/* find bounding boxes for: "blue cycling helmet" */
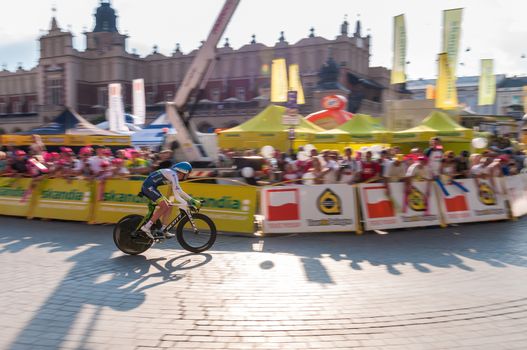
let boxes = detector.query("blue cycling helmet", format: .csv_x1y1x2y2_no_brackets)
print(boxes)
172,161,192,174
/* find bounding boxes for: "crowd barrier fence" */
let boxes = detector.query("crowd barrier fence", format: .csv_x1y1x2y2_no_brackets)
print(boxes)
0,175,526,234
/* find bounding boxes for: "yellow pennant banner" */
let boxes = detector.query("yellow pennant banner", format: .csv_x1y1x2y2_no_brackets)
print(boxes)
478,59,495,106
288,64,305,104
391,14,407,84
442,8,463,78
271,58,288,102
435,53,458,109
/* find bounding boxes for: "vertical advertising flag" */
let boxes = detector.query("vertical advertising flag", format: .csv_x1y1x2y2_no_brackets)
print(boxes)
108,83,127,132
435,53,458,109
442,8,463,78
132,78,146,125
271,58,288,102
288,64,305,104
478,59,496,106
391,14,407,84
425,85,436,99
523,86,527,114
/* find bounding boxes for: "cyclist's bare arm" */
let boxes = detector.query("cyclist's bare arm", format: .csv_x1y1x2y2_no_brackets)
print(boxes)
160,169,192,205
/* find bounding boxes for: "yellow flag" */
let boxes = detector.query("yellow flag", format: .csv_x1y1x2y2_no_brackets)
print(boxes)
523,86,527,114
435,53,458,109
478,59,495,106
288,64,305,105
271,58,288,102
442,8,463,78
391,14,406,84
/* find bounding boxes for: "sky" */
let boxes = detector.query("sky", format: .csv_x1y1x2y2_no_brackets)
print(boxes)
1,0,526,79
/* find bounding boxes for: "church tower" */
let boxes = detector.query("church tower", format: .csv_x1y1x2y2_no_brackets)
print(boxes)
85,0,127,53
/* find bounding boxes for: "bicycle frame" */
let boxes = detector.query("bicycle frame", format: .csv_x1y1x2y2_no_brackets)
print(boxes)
134,200,198,235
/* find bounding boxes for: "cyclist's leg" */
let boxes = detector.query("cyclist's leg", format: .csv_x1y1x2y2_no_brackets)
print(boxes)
140,184,170,237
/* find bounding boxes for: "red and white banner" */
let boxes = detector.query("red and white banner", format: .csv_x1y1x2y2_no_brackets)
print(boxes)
261,184,358,234
504,174,527,218
437,178,508,223
359,182,441,231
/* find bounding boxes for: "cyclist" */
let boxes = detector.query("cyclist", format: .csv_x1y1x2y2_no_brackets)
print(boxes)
139,161,201,239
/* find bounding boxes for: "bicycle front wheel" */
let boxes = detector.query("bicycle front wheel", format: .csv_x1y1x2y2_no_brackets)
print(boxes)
175,213,217,253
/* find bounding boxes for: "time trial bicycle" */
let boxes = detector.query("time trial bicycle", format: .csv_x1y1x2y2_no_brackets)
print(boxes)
113,193,217,255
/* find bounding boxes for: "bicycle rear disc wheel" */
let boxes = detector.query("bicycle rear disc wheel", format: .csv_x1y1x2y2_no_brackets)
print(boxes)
176,213,217,253
113,214,153,255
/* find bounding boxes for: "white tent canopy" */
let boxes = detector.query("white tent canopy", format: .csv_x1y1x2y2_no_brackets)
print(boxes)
130,113,176,148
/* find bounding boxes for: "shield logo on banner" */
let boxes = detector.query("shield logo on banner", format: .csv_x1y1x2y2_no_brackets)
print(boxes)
478,183,496,206
266,188,300,221
408,186,427,212
317,189,341,215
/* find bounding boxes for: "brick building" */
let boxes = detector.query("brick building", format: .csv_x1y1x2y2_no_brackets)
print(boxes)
0,1,407,133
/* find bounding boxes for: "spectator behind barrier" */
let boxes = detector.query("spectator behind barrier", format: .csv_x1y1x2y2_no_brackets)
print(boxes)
359,151,381,183
339,147,360,185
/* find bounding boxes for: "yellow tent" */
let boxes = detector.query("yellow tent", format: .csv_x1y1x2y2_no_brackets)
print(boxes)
218,105,324,150
393,111,474,143
392,111,474,153
313,114,389,143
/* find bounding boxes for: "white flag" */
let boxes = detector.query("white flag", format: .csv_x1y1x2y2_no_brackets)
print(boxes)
132,79,146,125
108,83,127,132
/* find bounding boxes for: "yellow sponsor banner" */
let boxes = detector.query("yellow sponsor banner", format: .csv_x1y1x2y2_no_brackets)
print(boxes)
0,135,32,146
0,177,32,216
31,178,93,221
86,135,131,146
92,179,147,223
271,58,288,102
442,8,463,78
177,183,258,234
0,134,130,146
435,53,458,109
91,179,162,224
478,59,495,106
391,14,406,84
288,64,305,104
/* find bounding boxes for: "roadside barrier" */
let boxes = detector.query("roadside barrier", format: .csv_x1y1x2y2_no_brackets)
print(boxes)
0,176,258,234
260,184,360,234
0,175,526,234
30,178,93,222
358,181,442,231
0,177,33,217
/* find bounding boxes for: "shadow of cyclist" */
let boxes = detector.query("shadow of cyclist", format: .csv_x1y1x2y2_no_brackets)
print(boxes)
8,245,211,350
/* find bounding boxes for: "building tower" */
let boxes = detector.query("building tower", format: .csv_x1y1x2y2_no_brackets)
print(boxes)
85,0,127,53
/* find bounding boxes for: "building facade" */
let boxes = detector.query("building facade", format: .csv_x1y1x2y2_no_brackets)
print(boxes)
407,74,527,119
496,76,527,119
406,75,507,116
0,1,406,133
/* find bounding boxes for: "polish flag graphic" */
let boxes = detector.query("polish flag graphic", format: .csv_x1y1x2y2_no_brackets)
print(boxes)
363,186,395,218
266,188,300,221
444,194,469,212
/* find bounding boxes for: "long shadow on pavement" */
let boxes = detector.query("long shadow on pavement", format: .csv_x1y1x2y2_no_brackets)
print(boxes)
0,218,211,349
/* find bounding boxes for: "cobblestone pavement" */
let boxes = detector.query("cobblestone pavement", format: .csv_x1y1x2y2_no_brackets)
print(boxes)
0,216,526,350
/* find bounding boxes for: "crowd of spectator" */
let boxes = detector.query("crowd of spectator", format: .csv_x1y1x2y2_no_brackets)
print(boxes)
0,135,174,180
220,137,527,187
1,135,527,190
